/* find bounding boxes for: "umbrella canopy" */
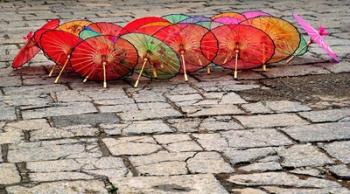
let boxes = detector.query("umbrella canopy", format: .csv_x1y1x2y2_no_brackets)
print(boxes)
180,16,214,29
241,10,270,19
241,16,301,63
79,22,123,39
57,20,92,36
212,12,246,25
121,17,168,34
211,24,275,77
121,33,180,87
40,30,82,82
12,19,60,69
293,13,339,62
71,35,138,87
133,21,171,35
163,14,190,24
153,23,213,80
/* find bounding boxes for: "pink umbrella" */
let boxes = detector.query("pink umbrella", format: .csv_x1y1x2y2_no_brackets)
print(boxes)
292,13,339,62
241,10,270,19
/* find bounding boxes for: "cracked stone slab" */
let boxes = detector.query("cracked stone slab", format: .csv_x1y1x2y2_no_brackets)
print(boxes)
298,108,350,122
187,152,234,174
8,139,102,162
199,116,243,131
166,93,203,102
101,120,174,135
219,92,247,104
118,108,182,121
51,112,119,127
129,151,195,167
0,163,21,185
168,118,201,132
111,174,229,194
0,105,16,121
263,186,350,194
231,188,267,194
327,164,350,179
289,167,325,178
194,133,229,151
98,103,138,113
241,102,273,114
182,104,244,117
261,64,330,78
322,141,350,164
234,113,308,128
21,102,98,119
281,122,350,142
136,161,188,176
239,162,282,172
6,180,108,194
165,140,203,152
0,94,53,107
265,100,311,113
103,136,162,156
4,119,50,131
227,172,341,188
29,125,99,141
3,84,68,95
222,129,293,149
0,130,23,144
277,144,334,168
224,147,277,165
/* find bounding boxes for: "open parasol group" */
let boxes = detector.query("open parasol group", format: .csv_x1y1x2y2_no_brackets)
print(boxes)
12,11,339,88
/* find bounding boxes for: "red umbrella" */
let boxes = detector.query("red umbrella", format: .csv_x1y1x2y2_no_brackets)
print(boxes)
40,30,81,83
121,17,168,34
211,24,275,78
57,20,92,36
133,21,171,35
12,19,60,69
153,23,213,81
87,22,123,36
70,35,138,88
200,31,219,74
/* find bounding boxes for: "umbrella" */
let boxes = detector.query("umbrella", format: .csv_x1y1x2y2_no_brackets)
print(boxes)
70,35,138,88
121,17,168,34
241,16,301,70
57,19,92,36
211,12,246,25
121,33,180,87
154,23,214,81
79,22,123,39
40,30,81,82
133,21,171,35
211,24,275,78
163,14,190,24
286,13,339,63
12,19,60,69
241,10,270,19
180,16,214,29
200,30,219,74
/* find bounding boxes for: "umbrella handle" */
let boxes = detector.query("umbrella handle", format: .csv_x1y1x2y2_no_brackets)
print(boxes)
54,55,70,84
134,58,148,88
180,52,188,81
233,50,239,79
207,65,211,75
285,41,312,65
83,69,95,83
48,64,57,77
103,61,107,88
152,64,158,78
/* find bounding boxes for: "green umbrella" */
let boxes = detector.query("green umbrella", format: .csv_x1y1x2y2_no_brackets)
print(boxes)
163,14,190,24
121,33,180,87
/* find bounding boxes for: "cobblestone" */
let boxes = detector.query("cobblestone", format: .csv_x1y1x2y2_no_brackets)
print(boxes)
1,0,349,193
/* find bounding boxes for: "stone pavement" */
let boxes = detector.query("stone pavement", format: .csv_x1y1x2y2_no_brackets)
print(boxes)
0,0,350,193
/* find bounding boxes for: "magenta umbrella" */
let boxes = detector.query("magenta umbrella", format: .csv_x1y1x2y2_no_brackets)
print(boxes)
241,10,270,19
291,13,339,63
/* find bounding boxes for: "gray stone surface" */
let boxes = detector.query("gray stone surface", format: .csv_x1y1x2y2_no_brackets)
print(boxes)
52,112,119,127
299,108,350,122
227,172,341,188
234,114,308,128
277,144,334,168
327,164,350,179
187,152,234,174
1,0,350,193
103,137,162,156
111,174,229,194
6,180,108,194
282,122,350,142
222,129,293,148
323,141,350,164
0,163,21,185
